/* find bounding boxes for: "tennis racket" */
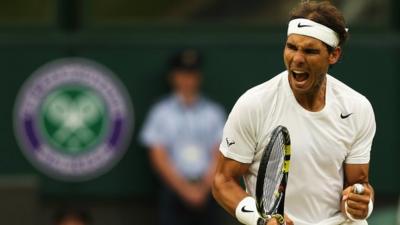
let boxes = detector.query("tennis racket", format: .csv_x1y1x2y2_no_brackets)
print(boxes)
255,125,291,225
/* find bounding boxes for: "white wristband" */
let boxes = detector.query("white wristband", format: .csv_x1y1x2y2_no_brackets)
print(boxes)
345,198,373,221
235,196,264,225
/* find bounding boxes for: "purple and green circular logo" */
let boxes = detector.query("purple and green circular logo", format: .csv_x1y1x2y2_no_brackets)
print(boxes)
14,58,133,181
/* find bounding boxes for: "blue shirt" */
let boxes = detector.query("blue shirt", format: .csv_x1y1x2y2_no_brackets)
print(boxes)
140,94,226,179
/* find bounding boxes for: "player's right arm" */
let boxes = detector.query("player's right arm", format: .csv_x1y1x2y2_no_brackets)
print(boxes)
212,152,250,216
212,152,285,225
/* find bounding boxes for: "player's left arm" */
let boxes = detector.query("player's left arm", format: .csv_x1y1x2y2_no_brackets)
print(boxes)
341,163,374,220
341,98,376,220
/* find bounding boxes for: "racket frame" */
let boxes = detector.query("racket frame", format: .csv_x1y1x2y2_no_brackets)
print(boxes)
255,125,291,223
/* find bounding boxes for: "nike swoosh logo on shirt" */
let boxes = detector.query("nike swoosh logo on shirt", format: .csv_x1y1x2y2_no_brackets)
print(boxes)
340,113,352,119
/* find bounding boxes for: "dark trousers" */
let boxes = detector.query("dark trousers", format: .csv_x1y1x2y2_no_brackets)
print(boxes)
158,187,220,225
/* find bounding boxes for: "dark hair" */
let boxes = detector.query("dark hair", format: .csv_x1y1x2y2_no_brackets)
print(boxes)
169,48,202,72
289,1,348,51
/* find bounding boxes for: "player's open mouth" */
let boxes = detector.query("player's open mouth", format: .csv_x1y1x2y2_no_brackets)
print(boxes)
292,70,309,82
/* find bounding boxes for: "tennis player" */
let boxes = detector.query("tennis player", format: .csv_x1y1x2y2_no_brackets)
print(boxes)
212,1,375,225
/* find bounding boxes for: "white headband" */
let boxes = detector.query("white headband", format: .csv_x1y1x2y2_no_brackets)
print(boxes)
287,18,340,48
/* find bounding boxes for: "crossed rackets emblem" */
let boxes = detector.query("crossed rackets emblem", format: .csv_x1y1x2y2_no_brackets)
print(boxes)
42,90,105,152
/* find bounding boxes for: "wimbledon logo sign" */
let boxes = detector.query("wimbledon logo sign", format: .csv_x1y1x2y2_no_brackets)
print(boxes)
14,58,133,181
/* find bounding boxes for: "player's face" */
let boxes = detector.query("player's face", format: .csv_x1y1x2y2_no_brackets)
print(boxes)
283,34,341,96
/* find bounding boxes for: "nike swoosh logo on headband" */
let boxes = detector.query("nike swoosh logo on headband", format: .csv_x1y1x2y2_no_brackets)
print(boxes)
297,23,312,28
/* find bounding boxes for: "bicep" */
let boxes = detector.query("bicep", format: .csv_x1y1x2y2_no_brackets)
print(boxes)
343,163,369,187
215,151,250,181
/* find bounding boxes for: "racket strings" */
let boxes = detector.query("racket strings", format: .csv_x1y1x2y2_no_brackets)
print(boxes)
262,133,285,214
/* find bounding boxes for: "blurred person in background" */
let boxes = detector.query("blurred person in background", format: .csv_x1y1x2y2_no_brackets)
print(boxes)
53,208,92,225
139,48,226,225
